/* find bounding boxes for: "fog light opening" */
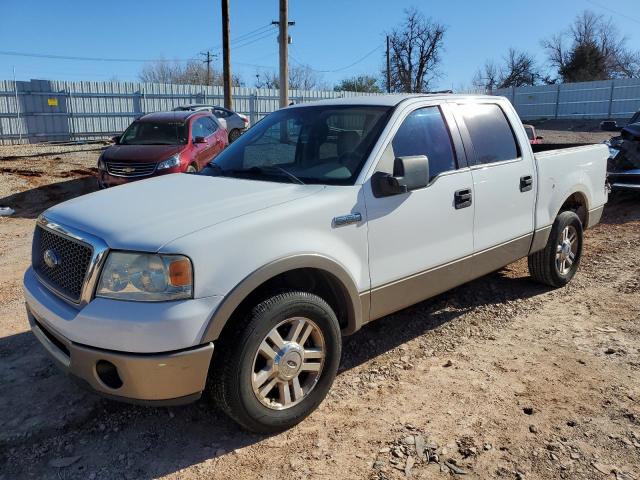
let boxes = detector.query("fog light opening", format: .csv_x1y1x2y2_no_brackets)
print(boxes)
96,360,123,389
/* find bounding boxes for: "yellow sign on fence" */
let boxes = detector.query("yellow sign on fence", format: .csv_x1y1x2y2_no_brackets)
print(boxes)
47,98,58,107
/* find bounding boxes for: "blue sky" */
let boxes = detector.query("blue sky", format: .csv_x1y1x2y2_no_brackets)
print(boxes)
2,0,640,89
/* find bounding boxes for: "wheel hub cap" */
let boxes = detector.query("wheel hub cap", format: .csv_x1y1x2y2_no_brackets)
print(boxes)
555,225,578,275
275,344,303,380
251,317,326,410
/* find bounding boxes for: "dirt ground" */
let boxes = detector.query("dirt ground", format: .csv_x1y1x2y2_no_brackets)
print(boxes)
0,129,639,480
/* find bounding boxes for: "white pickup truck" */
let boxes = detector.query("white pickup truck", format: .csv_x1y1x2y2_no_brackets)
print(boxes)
24,94,608,432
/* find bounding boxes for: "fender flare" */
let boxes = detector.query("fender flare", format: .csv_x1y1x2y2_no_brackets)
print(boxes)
200,254,366,343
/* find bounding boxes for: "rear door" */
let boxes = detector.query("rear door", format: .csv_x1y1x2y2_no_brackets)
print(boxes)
452,101,535,274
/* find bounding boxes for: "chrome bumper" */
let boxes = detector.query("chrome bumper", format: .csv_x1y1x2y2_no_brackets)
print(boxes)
28,307,214,406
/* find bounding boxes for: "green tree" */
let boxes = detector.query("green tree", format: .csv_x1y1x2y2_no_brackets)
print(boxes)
559,40,608,82
334,75,382,93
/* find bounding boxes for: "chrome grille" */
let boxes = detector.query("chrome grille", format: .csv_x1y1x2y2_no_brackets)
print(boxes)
32,225,93,303
105,161,157,178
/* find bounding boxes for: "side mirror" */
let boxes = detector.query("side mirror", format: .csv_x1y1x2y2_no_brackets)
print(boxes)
372,155,429,198
111,135,121,144
194,136,207,144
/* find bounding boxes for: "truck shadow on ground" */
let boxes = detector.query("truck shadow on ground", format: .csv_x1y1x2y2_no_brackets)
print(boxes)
0,266,551,479
0,176,98,219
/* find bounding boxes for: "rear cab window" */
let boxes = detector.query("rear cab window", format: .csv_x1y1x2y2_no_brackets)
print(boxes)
457,103,520,165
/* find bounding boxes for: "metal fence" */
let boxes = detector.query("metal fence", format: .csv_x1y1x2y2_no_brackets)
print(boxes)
0,79,377,145
493,77,640,121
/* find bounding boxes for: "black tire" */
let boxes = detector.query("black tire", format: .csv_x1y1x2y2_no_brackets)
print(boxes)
528,210,583,287
186,164,198,174
210,291,341,433
228,129,241,143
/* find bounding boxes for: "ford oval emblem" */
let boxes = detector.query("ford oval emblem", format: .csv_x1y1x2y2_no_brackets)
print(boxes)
43,249,60,269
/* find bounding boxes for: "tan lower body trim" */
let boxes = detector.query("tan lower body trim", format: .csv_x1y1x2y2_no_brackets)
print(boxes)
587,205,604,229
366,234,533,322
28,308,213,404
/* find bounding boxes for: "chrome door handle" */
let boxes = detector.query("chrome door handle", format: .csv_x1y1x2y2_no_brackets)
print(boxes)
333,212,362,227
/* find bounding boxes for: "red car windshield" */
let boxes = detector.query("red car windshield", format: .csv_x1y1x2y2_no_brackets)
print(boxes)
120,121,188,145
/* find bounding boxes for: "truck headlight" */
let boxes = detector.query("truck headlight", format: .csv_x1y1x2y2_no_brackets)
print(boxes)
157,153,181,170
96,252,193,301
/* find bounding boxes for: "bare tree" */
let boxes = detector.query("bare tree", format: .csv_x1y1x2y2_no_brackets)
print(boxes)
386,8,446,93
542,10,640,81
472,61,499,91
255,65,324,90
473,49,539,90
139,59,243,86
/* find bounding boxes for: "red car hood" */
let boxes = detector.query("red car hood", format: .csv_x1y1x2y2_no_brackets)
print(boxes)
102,144,185,163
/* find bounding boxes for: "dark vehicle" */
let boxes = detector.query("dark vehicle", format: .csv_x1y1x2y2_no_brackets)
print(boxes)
98,111,227,188
173,104,249,143
605,122,640,191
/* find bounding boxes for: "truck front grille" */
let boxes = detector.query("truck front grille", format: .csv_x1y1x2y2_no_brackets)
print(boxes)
106,161,157,178
32,225,93,303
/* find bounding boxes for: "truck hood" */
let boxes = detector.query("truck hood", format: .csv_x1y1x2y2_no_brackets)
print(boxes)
102,144,184,163
44,174,324,251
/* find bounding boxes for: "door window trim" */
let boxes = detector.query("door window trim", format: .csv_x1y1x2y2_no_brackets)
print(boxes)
361,100,471,187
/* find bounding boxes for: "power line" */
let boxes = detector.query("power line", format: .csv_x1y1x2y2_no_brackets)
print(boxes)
0,50,197,63
585,0,640,25
233,29,278,50
289,43,384,73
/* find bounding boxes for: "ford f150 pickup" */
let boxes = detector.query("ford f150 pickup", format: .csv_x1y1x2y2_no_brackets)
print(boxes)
24,94,608,433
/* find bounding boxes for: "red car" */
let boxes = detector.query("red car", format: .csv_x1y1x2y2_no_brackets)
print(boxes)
97,111,227,188
523,124,544,145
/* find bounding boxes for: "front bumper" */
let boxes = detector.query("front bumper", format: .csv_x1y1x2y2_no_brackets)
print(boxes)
27,306,214,405
97,167,181,188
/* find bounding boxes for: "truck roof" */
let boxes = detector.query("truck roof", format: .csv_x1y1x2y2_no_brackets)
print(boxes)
288,93,500,108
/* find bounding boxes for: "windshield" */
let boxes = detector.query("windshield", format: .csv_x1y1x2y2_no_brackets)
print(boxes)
120,121,188,145
200,105,392,185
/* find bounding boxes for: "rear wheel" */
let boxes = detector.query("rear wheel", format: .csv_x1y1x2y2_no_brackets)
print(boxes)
228,129,241,143
210,291,341,433
528,210,583,287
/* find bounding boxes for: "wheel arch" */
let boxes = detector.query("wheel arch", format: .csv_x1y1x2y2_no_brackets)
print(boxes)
557,190,589,226
200,254,365,343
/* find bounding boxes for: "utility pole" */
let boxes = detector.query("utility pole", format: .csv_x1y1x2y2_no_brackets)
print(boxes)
386,35,391,93
273,0,295,108
221,0,232,109
201,51,214,86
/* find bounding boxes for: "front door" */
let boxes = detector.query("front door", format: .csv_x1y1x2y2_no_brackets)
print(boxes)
364,104,475,320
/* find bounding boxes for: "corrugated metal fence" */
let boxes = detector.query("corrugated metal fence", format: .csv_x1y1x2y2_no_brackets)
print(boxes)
493,77,640,121
0,79,376,145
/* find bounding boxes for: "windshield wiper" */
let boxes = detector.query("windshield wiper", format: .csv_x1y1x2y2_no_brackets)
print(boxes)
216,165,305,185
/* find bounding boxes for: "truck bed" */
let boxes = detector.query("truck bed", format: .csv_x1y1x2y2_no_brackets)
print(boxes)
532,143,609,230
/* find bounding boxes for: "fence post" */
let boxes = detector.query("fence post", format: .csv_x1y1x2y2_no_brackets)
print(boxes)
13,69,22,143
249,91,256,125
608,80,615,118
67,90,74,141
554,83,561,119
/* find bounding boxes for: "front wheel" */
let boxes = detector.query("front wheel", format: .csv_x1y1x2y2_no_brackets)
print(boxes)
528,210,583,287
210,291,341,433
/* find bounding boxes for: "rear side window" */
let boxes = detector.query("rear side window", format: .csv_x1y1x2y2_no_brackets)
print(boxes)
459,103,519,164
391,106,457,180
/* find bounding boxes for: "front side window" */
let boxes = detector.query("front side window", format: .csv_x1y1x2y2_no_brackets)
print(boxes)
200,105,392,185
120,121,187,145
191,118,212,140
459,103,519,164
391,106,457,180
